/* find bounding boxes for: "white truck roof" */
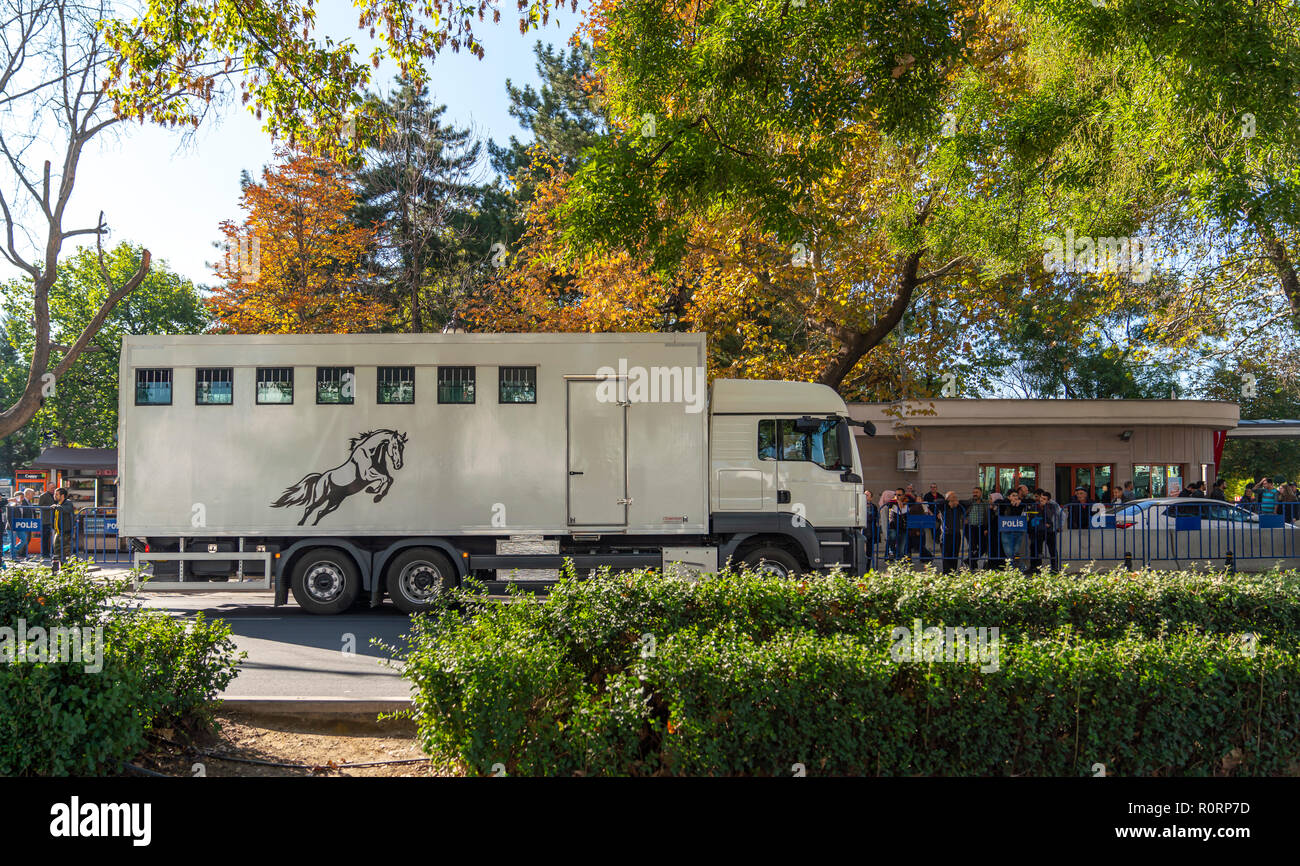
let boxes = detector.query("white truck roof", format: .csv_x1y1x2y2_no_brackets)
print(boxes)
710,378,848,415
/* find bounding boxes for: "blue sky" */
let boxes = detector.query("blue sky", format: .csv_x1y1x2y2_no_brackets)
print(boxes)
47,8,583,286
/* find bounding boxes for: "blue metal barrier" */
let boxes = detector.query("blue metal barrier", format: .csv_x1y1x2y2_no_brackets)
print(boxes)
864,499,1300,573
2,505,130,567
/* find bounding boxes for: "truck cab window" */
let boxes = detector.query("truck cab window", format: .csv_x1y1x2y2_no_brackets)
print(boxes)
758,419,777,460
778,420,809,461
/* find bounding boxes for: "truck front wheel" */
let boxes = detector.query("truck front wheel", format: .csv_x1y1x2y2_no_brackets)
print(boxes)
385,547,456,614
290,549,360,615
740,546,800,578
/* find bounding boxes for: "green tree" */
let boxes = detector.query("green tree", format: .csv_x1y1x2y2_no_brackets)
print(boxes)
0,244,208,461
1201,359,1300,492
353,80,488,332
486,41,607,240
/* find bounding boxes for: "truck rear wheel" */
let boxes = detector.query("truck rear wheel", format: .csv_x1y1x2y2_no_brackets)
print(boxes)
290,549,360,615
740,546,800,578
385,547,456,614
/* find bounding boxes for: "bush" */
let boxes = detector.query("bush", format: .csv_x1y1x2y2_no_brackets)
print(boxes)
401,565,1300,776
0,561,241,776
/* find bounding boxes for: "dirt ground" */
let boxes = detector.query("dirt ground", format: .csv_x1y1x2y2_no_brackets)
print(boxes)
132,711,455,777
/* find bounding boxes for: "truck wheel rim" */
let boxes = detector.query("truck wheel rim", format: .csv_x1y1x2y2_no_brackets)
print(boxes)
305,563,344,602
756,559,789,578
399,561,442,602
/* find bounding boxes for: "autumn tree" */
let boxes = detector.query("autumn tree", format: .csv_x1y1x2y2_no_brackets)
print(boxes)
210,152,392,333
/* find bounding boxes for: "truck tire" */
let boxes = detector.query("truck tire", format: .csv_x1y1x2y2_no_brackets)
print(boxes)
740,546,800,578
290,549,360,615
385,547,456,614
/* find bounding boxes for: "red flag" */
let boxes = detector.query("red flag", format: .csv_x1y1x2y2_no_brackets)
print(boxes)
1213,429,1228,470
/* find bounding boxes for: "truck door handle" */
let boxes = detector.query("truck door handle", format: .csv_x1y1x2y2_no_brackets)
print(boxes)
569,471,584,476
777,490,791,504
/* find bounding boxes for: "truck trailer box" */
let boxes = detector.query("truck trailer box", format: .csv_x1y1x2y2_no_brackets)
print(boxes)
118,332,709,537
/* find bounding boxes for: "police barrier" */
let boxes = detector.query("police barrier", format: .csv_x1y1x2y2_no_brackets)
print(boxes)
2,505,131,566
868,500,1300,572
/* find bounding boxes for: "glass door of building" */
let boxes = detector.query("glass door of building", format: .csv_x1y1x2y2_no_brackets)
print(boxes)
1055,464,1114,502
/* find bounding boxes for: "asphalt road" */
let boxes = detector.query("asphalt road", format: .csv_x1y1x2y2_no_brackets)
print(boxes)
139,591,415,700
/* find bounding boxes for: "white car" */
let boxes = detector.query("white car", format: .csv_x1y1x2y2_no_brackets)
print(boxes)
1107,497,1299,530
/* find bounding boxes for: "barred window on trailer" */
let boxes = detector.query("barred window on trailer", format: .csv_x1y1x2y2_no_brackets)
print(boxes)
135,368,172,405
317,366,355,404
256,367,294,404
438,366,475,404
499,366,536,403
378,366,415,404
195,368,233,405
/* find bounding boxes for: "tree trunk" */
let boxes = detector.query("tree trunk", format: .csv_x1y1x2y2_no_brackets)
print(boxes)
815,249,923,390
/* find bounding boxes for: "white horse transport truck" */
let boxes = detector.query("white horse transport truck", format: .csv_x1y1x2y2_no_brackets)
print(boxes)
118,333,874,614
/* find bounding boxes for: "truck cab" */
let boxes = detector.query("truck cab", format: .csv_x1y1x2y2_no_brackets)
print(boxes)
708,379,873,576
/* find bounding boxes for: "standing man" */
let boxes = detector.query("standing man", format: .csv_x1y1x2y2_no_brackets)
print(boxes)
1209,478,1228,501
1067,487,1091,529
936,491,966,574
37,486,54,557
997,490,1029,572
51,487,75,563
1258,478,1278,516
863,489,881,566
963,486,989,570
1031,489,1061,573
923,483,943,550
4,490,28,558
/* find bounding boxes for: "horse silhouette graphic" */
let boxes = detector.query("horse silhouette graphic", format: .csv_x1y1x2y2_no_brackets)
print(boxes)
271,429,408,526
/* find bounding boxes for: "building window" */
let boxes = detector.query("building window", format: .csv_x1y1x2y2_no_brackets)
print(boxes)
256,367,294,404
1133,464,1184,498
979,464,1039,495
377,366,415,404
135,368,172,405
438,366,475,404
195,368,233,405
499,366,536,403
316,367,354,404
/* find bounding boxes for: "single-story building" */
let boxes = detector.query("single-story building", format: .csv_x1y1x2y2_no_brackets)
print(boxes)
848,399,1239,502
24,446,118,508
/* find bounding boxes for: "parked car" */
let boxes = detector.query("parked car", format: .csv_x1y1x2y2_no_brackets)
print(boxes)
1107,497,1300,530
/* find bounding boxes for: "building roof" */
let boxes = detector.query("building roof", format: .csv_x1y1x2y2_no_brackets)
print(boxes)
28,446,117,470
711,379,848,415
847,398,1240,430
1228,419,1300,439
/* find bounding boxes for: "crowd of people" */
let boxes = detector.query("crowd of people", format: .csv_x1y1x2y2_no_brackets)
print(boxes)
1229,476,1300,521
860,475,1299,575
0,486,78,568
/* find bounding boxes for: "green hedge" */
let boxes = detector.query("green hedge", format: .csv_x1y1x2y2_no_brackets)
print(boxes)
0,561,241,776
402,565,1300,776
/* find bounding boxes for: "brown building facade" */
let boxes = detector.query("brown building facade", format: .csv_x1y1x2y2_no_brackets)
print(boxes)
849,399,1240,502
